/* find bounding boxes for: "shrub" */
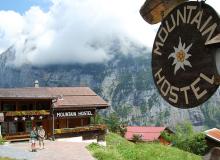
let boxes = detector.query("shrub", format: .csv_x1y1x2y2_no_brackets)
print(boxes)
161,121,207,155
132,134,143,143
0,137,5,145
119,124,127,137
91,113,104,125
104,113,121,133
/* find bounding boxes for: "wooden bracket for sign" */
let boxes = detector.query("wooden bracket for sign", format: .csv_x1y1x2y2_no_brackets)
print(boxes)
140,0,188,24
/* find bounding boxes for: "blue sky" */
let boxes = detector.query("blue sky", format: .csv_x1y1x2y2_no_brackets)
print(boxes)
0,0,51,13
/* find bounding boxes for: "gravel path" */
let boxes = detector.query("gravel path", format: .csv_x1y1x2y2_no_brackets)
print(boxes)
0,140,95,160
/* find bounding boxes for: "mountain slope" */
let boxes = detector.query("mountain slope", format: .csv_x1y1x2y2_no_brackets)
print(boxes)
0,45,220,129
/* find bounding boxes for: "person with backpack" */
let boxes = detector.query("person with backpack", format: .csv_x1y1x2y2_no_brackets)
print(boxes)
30,126,38,152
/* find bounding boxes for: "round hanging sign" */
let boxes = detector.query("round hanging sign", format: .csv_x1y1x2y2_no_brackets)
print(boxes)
152,1,220,108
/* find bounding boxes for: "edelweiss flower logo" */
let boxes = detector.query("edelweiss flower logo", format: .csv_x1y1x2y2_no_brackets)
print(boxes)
168,37,193,75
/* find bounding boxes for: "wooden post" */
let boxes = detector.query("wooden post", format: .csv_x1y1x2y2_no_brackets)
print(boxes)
34,100,37,110
94,109,96,125
81,119,83,126
0,123,2,138
16,101,18,111
7,122,9,135
66,118,68,128
52,108,55,140
51,98,57,140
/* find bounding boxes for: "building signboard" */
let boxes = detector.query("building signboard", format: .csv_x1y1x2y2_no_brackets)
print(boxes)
152,1,219,108
55,110,94,118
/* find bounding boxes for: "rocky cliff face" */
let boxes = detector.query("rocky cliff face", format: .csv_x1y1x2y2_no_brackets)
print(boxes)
0,45,220,130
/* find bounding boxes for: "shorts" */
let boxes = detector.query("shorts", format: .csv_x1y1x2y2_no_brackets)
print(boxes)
31,139,36,144
38,137,44,141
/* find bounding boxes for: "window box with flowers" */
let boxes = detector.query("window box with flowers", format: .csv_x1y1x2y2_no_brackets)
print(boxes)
5,110,50,116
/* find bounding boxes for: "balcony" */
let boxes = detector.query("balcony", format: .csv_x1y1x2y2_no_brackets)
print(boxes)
54,124,107,134
4,110,50,116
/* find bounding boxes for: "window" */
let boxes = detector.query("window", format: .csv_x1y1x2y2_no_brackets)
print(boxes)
18,102,34,111
36,101,50,110
68,118,81,128
17,122,23,132
1,122,28,135
1,122,8,135
9,122,17,134
2,103,16,111
25,121,32,132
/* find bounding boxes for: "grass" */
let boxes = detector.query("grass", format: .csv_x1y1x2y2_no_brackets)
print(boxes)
87,133,202,160
0,137,5,145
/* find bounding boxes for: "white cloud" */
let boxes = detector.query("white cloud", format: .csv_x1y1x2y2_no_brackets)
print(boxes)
0,0,219,66
0,10,24,53
0,0,156,66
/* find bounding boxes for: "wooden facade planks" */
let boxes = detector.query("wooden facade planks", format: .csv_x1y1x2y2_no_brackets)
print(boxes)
0,87,108,141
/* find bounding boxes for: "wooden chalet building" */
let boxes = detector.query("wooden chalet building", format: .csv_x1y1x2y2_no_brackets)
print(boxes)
205,128,220,150
125,126,173,145
0,84,109,141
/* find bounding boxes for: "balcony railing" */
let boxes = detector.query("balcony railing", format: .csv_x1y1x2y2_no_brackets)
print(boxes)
54,124,107,134
5,110,50,116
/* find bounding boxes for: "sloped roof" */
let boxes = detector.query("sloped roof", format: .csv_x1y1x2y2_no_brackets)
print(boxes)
54,95,107,108
0,87,109,109
205,128,220,142
125,126,166,141
47,87,97,96
0,88,53,99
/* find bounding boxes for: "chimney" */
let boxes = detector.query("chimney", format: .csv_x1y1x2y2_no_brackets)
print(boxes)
34,80,39,88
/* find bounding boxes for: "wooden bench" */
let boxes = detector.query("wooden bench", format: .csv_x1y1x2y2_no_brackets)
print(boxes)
4,134,30,142
8,138,30,142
